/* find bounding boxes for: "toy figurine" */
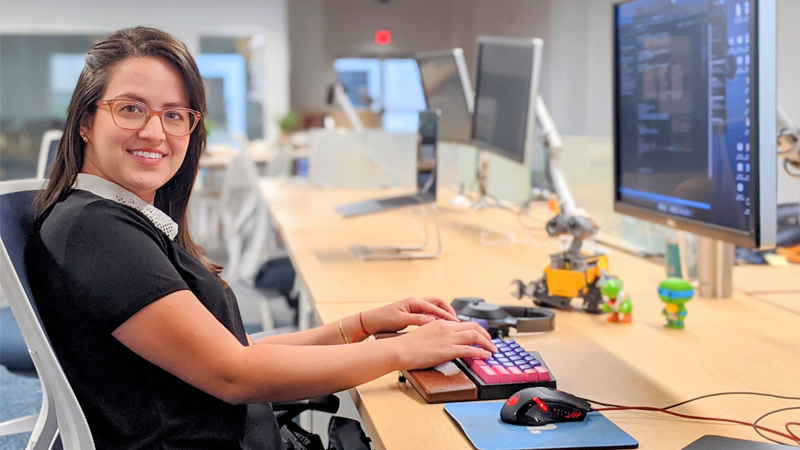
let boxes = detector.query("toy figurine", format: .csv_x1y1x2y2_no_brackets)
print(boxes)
658,278,694,329
600,278,632,323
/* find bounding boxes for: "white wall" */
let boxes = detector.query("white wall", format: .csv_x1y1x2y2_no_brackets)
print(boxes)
0,0,290,140
776,0,800,204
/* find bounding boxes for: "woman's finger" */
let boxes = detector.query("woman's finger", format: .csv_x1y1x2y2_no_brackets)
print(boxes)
408,298,459,322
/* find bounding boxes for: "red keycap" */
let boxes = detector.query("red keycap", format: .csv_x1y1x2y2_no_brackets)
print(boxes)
535,366,551,381
492,366,512,383
475,365,500,384
469,359,487,368
507,367,525,382
523,368,540,382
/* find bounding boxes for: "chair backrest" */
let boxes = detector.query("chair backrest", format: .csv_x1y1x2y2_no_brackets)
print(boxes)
35,130,63,180
219,150,269,283
0,179,95,450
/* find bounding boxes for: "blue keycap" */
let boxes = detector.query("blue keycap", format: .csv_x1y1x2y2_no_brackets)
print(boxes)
518,364,532,370
509,343,521,349
505,339,516,345
502,362,516,368
496,357,509,363
509,355,522,362
487,360,500,365
492,338,503,344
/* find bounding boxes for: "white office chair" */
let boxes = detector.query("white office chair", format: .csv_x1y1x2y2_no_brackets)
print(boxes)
35,130,63,180
0,179,95,450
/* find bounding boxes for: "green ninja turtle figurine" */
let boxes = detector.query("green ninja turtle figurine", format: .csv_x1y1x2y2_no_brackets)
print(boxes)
601,278,632,323
658,278,694,329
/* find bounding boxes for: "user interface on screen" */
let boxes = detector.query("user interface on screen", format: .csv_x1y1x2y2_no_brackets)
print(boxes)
471,42,534,164
616,0,756,231
417,54,472,143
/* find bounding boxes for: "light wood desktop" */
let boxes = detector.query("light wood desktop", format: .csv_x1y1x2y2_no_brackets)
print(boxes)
259,178,800,450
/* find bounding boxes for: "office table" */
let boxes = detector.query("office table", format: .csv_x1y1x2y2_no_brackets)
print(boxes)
259,178,800,449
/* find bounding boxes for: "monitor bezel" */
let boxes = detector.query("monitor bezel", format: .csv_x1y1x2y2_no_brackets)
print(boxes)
612,0,776,249
470,36,543,166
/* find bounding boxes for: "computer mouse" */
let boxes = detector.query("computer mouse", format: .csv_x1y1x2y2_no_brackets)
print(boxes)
500,387,592,426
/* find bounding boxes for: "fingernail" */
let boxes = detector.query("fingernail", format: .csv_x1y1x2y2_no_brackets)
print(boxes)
425,316,435,323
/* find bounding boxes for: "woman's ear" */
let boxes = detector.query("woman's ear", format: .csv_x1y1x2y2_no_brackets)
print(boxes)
79,123,92,145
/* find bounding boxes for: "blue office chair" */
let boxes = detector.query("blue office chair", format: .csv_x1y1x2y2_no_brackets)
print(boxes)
0,179,95,449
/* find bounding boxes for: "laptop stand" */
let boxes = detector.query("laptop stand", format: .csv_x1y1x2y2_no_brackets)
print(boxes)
350,203,442,260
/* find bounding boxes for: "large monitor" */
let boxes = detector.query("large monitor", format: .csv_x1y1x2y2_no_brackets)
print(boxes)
414,49,474,143
471,36,543,165
614,0,776,249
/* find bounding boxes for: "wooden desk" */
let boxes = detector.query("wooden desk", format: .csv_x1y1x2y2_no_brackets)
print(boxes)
260,179,800,449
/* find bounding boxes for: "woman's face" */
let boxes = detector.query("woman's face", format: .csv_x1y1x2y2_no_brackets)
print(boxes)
81,57,191,204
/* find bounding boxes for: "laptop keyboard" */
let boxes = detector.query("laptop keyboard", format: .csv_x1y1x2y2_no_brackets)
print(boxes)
376,196,426,208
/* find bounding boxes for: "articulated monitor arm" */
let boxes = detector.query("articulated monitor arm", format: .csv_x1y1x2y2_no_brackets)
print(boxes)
536,96,578,216
778,105,800,179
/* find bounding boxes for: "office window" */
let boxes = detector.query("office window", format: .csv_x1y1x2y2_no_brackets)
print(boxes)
334,58,426,133
0,34,103,180
199,36,267,144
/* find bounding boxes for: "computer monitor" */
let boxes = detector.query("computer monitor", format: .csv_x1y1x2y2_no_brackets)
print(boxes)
613,0,776,249
414,49,474,143
471,36,543,166
36,129,63,180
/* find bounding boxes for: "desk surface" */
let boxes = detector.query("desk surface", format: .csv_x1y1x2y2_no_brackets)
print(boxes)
260,179,800,450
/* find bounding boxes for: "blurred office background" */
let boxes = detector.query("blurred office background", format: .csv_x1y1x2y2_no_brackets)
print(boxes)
1,0,798,253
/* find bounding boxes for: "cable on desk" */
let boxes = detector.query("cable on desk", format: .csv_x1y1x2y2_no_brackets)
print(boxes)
753,407,800,446
580,391,800,446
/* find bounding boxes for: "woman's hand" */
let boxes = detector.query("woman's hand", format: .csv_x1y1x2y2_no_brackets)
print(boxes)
393,320,497,370
360,297,459,336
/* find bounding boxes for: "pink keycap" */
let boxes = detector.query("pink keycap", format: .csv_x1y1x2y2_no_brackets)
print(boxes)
475,365,500,384
523,368,540,382
492,366,512,383
534,366,551,381
507,367,525,382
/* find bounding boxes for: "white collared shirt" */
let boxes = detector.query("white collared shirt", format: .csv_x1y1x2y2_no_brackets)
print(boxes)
74,173,179,240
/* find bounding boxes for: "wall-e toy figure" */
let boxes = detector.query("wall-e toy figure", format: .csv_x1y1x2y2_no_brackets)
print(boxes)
513,213,608,313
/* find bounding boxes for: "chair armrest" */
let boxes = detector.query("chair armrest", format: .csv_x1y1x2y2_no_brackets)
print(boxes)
273,395,340,427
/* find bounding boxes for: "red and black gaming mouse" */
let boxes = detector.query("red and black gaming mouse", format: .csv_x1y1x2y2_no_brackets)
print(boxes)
500,387,592,426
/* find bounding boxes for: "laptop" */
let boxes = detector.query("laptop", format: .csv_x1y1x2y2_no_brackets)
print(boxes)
335,109,439,218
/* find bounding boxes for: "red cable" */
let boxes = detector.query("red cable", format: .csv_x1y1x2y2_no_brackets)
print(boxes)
593,406,799,444
786,422,800,442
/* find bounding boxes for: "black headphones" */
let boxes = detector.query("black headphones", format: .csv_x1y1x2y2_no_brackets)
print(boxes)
451,297,555,338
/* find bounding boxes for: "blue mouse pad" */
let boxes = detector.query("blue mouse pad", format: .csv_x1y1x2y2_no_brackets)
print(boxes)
444,401,638,450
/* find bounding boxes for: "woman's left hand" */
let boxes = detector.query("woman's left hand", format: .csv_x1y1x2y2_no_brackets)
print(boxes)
360,297,460,336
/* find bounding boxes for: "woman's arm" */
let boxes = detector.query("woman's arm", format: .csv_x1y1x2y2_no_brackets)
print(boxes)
113,290,494,404
253,297,459,346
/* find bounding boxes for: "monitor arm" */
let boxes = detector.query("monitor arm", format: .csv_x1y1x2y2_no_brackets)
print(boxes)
777,105,800,179
535,96,578,216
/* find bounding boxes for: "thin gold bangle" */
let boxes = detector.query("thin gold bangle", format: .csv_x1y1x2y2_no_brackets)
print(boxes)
338,319,349,344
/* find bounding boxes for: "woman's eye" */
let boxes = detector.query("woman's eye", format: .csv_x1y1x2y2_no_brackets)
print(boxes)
165,111,186,121
120,104,143,114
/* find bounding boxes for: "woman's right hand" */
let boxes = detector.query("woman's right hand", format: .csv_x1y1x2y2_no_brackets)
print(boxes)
394,320,497,371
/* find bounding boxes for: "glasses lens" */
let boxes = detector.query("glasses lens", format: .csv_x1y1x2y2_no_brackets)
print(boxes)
162,109,195,136
112,101,147,129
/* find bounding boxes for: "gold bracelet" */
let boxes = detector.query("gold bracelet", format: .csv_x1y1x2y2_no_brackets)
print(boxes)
338,319,349,344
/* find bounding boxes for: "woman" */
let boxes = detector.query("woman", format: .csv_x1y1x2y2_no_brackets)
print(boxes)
27,27,496,449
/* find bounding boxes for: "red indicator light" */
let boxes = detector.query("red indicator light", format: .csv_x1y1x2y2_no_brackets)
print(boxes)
533,397,548,412
375,30,392,45
507,395,519,406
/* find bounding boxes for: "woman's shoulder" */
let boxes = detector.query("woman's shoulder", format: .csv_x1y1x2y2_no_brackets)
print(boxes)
40,190,164,246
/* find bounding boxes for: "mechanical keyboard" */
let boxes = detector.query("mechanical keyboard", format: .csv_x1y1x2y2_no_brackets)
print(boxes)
454,338,556,400
400,337,557,403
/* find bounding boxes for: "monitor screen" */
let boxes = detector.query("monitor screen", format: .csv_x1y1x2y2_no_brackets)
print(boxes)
471,37,542,165
614,0,776,248
415,49,473,143
417,109,438,197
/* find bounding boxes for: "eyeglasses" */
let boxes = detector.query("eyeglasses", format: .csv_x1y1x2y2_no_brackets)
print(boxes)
98,99,203,137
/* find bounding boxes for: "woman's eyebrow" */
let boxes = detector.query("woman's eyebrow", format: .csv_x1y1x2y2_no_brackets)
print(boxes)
113,92,188,108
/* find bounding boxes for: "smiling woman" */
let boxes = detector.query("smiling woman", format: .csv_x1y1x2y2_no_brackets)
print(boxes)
25,26,496,450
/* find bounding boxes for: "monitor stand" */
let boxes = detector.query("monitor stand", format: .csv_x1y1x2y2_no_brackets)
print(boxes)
696,236,734,298
349,203,442,260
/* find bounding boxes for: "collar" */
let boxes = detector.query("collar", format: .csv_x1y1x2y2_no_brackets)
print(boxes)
74,173,179,241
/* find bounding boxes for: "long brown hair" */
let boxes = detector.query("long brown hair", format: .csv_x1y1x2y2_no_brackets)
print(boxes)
35,26,222,277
